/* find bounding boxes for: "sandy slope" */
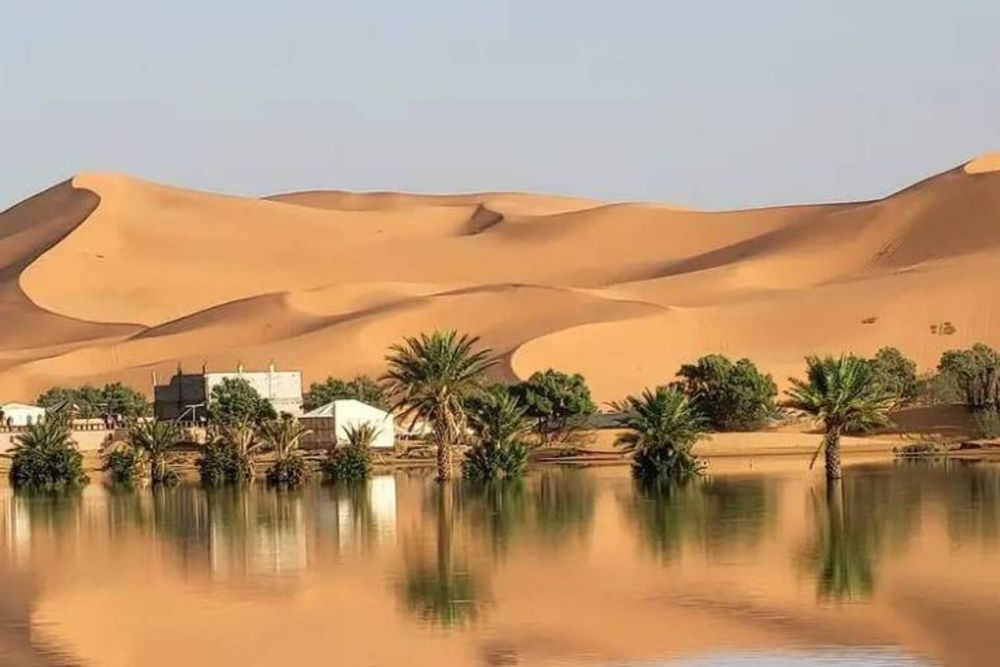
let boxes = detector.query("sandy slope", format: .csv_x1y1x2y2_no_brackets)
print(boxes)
1,155,1000,402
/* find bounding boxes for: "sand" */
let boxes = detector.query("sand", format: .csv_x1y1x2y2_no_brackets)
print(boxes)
1,155,1000,403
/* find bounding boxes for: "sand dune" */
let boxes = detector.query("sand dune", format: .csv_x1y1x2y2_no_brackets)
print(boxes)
1,155,999,402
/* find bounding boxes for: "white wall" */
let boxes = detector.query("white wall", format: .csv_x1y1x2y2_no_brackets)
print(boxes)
0,405,47,427
204,370,303,416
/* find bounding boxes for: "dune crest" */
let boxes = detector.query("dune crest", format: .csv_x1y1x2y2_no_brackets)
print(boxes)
2,158,1000,402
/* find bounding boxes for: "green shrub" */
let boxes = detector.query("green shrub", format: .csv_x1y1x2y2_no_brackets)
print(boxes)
265,455,308,487
612,387,706,482
9,421,89,491
103,446,143,485
198,441,249,486
675,355,777,431
463,440,529,481
321,445,372,483
915,371,963,406
303,375,388,411
36,382,147,419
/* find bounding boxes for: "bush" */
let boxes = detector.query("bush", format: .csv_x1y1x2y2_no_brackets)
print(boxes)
198,441,249,486
915,371,963,406
612,387,706,482
463,440,529,481
868,347,918,405
9,421,89,491
321,445,372,483
674,355,777,431
303,375,388,411
265,455,308,487
103,446,143,485
510,370,597,446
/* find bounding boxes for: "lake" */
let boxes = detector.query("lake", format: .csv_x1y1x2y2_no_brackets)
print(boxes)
1,457,998,666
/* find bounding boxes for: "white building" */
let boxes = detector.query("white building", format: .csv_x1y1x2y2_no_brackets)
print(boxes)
154,363,303,419
0,403,47,427
301,400,395,449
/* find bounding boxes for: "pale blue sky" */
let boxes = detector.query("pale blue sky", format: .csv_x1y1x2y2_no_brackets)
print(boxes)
2,0,999,210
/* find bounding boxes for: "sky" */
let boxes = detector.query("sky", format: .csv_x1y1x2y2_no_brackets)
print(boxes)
2,0,999,210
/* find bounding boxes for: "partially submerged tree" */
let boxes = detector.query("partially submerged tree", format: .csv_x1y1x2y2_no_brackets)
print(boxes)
262,414,311,487
384,330,496,481
784,356,894,483
129,418,182,485
199,416,266,485
9,420,89,491
321,422,377,483
674,354,777,431
612,386,707,481
510,369,597,446
208,377,277,425
464,386,532,481
303,375,388,411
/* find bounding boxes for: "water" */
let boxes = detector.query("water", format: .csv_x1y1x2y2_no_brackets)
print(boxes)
1,458,998,666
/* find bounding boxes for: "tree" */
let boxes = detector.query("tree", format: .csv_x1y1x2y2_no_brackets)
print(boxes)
36,383,147,419
383,330,496,481
261,414,311,486
938,343,1000,411
9,420,88,491
129,418,182,485
199,416,266,485
303,375,387,411
510,370,597,446
464,386,532,481
783,356,894,483
208,377,277,425
674,355,777,431
867,347,918,405
611,386,707,481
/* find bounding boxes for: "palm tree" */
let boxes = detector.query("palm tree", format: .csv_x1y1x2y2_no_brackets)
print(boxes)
783,355,894,483
611,386,707,481
9,419,88,490
214,416,267,480
129,418,183,485
343,422,380,449
464,387,532,480
261,414,311,486
383,330,497,481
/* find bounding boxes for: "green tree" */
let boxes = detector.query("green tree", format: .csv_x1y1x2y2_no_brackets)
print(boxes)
383,330,496,481
261,414,311,486
510,369,597,446
611,386,707,481
784,356,894,483
36,383,147,419
675,354,777,431
938,343,1000,411
868,347,918,405
129,419,182,485
302,375,387,411
200,417,266,485
321,422,376,483
208,377,277,425
464,386,531,481
9,420,88,491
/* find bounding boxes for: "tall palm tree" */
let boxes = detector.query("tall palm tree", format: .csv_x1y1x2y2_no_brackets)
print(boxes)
129,418,183,485
783,355,894,483
383,330,497,481
611,386,707,481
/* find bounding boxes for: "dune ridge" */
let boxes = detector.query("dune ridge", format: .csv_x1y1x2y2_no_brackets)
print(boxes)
1,155,999,402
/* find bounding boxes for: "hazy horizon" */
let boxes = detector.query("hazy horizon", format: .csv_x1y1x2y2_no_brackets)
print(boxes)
3,0,999,211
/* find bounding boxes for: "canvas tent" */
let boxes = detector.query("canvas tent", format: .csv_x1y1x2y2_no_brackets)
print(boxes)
300,400,395,449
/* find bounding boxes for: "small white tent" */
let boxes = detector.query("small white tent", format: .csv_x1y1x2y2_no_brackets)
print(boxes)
301,400,395,449
1,403,47,427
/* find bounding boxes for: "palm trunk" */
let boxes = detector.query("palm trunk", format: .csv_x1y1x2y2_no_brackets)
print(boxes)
824,429,843,482
436,439,453,482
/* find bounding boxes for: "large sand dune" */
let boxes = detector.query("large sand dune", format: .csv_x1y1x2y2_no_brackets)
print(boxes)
2,155,1000,403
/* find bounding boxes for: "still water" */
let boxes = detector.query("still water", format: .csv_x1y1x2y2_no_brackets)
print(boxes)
1,458,999,666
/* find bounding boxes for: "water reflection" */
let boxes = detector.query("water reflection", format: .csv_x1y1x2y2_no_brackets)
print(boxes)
1,463,1000,665
622,475,777,561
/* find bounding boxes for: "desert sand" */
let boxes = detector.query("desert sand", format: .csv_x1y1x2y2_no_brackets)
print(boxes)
2,155,1000,403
